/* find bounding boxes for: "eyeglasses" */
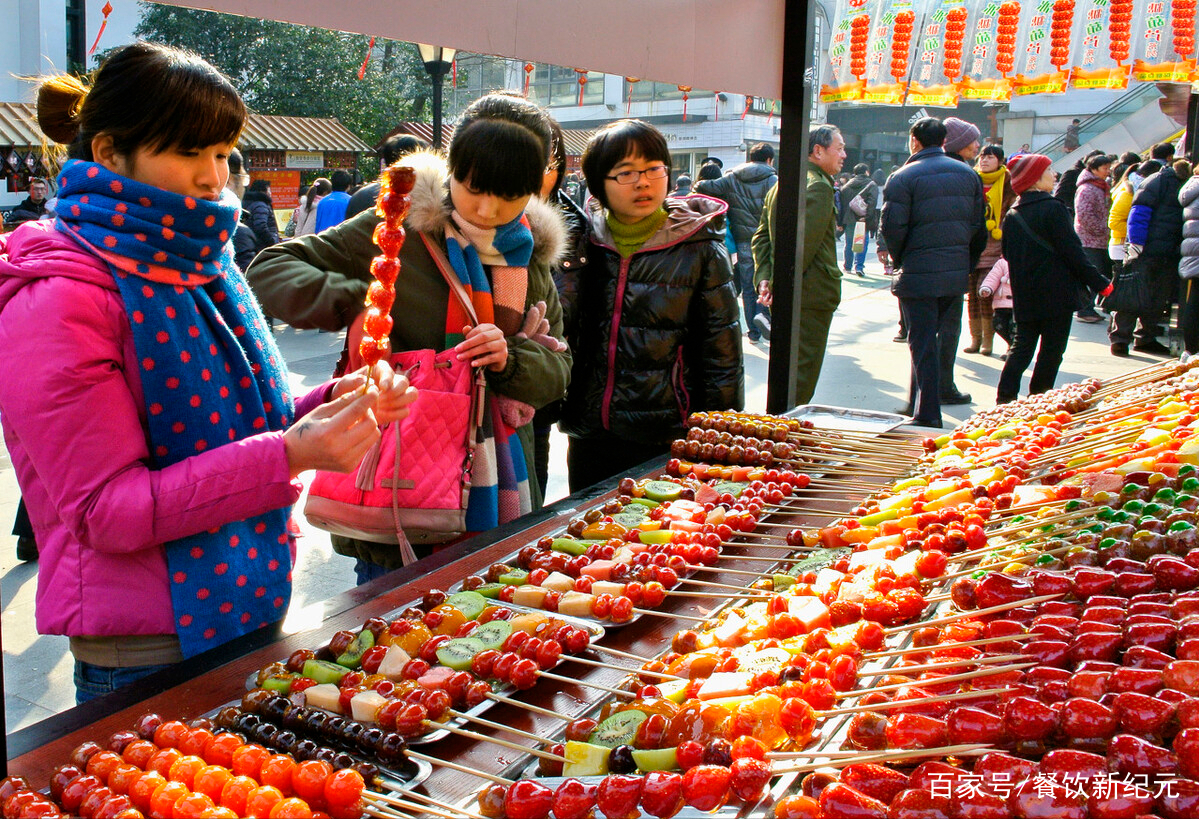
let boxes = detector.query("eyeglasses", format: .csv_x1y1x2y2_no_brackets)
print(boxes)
606,164,669,185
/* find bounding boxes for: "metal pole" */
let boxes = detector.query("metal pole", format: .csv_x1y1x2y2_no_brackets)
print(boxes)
432,68,445,150
766,0,817,414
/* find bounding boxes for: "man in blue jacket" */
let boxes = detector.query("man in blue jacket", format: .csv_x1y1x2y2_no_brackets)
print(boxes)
881,118,985,428
1118,143,1184,356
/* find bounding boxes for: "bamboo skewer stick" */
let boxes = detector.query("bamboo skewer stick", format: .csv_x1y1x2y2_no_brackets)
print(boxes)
589,644,655,663
820,688,1017,718
664,589,773,600
939,544,1072,581
687,564,775,579
853,652,1026,679
445,709,561,745
560,653,685,680
631,607,711,623
405,750,514,785
864,633,1035,658
719,539,816,551
386,790,490,819
770,744,993,774
677,575,763,592
484,691,572,721
835,661,1037,698
885,593,1065,634
422,719,567,762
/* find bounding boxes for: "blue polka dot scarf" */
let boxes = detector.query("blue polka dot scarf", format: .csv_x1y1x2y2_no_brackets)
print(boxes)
55,159,295,658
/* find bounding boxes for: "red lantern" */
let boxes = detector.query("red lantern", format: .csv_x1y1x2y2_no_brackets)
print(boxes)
678,85,692,121
742,95,753,120
523,62,535,95
625,76,640,113
575,69,589,105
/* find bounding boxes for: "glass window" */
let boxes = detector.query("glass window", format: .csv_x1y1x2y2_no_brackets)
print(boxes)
65,0,85,74
529,65,603,108
626,81,692,103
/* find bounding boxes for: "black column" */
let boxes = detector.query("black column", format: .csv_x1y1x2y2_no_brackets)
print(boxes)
766,0,818,413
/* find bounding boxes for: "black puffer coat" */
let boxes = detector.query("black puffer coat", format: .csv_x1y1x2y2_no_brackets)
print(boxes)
881,146,984,298
1002,191,1109,322
535,188,592,427
1129,166,1185,262
694,162,777,245
559,196,744,444
242,190,280,247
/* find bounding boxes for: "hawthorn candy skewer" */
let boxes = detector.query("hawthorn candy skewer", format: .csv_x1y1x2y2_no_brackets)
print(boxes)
361,164,416,374
885,593,1066,634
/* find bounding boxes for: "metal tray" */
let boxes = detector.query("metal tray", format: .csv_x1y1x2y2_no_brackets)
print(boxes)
784,404,908,435
201,701,434,789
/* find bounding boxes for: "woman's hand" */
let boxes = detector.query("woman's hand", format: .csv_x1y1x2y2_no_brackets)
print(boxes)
757,281,773,308
333,364,419,426
979,287,993,298
284,389,381,478
370,361,419,425
456,323,509,372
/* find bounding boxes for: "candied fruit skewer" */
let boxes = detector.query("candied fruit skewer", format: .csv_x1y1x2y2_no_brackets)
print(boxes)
359,165,416,377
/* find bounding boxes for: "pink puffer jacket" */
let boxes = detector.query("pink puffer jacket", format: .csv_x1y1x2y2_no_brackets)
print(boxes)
0,221,327,639
979,258,1013,309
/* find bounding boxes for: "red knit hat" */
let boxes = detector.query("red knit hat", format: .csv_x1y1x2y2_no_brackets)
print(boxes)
1009,153,1053,195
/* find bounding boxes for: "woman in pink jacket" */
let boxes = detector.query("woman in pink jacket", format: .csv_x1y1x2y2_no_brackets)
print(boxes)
0,43,416,703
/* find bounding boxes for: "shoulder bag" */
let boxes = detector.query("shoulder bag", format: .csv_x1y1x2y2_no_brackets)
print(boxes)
848,182,874,219
304,232,486,564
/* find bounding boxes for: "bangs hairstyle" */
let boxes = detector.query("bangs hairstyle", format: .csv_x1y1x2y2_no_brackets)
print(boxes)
448,93,551,200
37,41,245,161
581,120,671,210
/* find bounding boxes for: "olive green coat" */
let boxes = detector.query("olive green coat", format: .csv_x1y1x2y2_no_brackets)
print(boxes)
247,151,570,567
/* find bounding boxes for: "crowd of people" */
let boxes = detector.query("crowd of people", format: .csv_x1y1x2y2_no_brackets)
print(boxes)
812,118,1196,427
0,40,1194,705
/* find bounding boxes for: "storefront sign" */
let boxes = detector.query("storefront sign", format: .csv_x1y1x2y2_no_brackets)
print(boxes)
285,151,324,169
250,170,301,210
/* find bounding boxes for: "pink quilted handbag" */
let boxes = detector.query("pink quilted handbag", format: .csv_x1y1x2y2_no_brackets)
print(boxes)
303,233,485,563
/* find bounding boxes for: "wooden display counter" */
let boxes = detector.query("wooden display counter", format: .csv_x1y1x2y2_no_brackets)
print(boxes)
5,452,885,805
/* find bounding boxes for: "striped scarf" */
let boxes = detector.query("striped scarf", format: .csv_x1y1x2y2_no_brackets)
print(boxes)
54,159,293,658
442,212,533,529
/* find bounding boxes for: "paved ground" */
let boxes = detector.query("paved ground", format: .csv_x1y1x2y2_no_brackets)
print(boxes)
0,254,1150,730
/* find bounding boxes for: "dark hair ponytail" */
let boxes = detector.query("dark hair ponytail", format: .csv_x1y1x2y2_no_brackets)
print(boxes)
37,41,245,161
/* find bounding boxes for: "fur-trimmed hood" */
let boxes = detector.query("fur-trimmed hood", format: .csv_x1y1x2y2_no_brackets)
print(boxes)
395,150,568,269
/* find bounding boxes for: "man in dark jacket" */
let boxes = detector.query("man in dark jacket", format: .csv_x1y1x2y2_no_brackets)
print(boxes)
345,134,429,219
837,163,878,278
881,117,985,428
695,143,777,341
8,178,48,225
753,125,847,404
1120,142,1184,356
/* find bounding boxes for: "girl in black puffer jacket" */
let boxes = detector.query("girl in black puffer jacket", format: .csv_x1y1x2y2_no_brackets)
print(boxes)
559,120,743,492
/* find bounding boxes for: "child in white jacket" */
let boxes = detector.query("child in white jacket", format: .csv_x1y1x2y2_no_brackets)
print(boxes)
979,258,1014,358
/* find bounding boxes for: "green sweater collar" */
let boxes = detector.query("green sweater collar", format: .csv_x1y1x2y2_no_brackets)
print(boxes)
607,207,668,258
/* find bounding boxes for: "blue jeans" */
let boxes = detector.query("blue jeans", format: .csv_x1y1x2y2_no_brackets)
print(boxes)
733,240,760,336
74,660,174,705
354,558,392,586
843,227,870,272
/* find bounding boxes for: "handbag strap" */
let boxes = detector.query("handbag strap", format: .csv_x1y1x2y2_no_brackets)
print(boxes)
1006,209,1055,255
419,231,479,328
